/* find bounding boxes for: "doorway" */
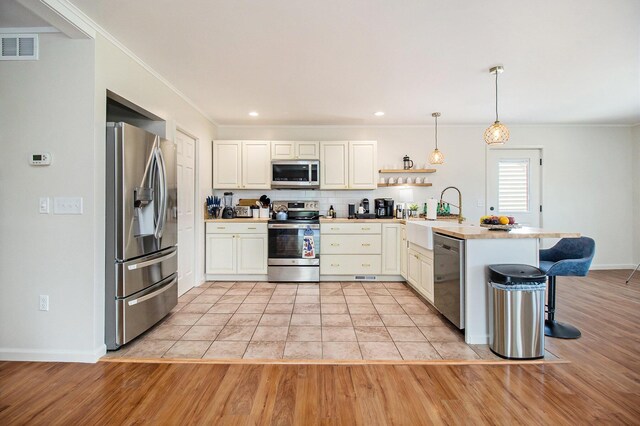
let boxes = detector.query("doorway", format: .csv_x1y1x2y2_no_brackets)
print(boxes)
176,129,197,295
487,148,542,227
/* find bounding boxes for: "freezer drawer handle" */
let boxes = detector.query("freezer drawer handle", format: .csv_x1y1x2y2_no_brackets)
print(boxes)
127,250,176,270
128,277,177,306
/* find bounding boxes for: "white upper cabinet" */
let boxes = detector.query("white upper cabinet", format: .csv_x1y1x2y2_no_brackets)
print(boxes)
213,140,271,189
242,141,271,189
212,140,242,189
271,141,320,160
348,141,377,189
320,141,349,189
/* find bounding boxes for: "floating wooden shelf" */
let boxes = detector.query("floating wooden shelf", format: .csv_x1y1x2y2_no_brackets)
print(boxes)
378,168,437,173
377,183,433,187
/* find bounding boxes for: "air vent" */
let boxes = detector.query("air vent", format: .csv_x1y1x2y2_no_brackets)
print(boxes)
354,275,377,281
1,34,38,60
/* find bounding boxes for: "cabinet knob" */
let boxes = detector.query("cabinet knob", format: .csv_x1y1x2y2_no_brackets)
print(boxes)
217,227,226,229
362,263,371,267
248,227,256,230
331,263,340,267
361,227,370,230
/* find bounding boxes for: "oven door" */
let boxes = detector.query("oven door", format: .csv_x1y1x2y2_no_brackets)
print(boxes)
268,223,320,265
271,161,319,188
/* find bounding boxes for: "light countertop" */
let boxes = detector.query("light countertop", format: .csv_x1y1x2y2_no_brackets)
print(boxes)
204,217,269,223
433,226,580,240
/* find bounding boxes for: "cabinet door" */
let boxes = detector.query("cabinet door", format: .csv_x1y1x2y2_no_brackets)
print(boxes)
237,234,268,274
348,141,377,189
296,141,320,159
400,226,408,279
205,234,236,274
420,256,434,302
407,249,421,288
212,141,241,189
320,141,349,189
242,141,271,189
271,141,295,160
382,224,401,275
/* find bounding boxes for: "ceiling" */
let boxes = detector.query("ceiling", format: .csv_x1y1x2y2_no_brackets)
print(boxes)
11,0,640,125
0,1,50,28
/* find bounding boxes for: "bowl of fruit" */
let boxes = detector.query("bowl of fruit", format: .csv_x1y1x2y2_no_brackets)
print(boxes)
479,215,521,231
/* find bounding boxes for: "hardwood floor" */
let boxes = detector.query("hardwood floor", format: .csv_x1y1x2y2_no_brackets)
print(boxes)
1,270,638,424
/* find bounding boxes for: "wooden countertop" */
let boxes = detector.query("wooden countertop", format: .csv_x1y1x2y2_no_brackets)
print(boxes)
433,226,581,240
204,218,270,223
320,218,407,224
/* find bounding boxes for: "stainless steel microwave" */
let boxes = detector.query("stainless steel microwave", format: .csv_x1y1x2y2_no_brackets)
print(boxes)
271,160,320,189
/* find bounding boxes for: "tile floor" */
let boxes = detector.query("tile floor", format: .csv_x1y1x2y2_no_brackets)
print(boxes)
106,281,557,361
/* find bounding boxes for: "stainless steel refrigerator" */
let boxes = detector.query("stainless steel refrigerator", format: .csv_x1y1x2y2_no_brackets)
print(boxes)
105,122,178,350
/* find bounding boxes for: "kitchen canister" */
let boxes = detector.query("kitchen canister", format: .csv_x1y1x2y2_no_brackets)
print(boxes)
260,208,270,218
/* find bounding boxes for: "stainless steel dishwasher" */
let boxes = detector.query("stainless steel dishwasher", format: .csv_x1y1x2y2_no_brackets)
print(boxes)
433,233,465,329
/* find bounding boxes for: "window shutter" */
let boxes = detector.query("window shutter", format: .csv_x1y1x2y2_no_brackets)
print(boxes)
498,160,529,212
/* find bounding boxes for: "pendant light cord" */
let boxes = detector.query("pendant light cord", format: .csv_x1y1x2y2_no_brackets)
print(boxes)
495,71,499,122
434,114,438,149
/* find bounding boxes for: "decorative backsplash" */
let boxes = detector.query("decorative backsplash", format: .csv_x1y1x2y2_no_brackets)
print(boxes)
211,187,437,218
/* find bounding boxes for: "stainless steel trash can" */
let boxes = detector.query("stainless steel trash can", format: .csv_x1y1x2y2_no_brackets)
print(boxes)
488,264,547,359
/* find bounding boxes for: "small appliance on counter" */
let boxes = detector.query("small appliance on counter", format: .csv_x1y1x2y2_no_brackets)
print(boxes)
375,198,395,218
233,205,252,218
348,203,356,219
222,192,235,219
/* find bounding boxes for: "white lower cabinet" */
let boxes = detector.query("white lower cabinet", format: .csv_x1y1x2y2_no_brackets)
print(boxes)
382,224,401,275
407,244,434,303
400,225,408,279
205,223,268,275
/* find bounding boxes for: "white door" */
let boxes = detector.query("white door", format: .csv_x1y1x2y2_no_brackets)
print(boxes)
212,141,242,189
320,141,349,189
242,141,271,189
176,129,196,295
349,141,377,189
487,148,542,227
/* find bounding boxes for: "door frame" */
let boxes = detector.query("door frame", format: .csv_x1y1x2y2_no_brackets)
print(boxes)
485,145,544,228
176,125,200,291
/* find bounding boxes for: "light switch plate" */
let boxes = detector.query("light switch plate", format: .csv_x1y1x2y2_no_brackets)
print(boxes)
39,197,49,214
53,197,83,214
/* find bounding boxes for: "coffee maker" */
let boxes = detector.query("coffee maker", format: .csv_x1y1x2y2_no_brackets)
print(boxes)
221,192,235,219
375,198,394,218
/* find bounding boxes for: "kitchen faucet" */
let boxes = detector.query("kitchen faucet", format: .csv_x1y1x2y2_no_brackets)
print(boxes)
440,186,464,224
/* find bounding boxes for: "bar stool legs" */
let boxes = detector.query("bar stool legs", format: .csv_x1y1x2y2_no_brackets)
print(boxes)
545,276,581,339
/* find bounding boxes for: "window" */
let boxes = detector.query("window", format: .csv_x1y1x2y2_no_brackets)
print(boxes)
498,159,529,212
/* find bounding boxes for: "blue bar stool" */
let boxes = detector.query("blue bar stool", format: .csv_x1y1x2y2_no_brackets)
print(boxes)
539,237,595,339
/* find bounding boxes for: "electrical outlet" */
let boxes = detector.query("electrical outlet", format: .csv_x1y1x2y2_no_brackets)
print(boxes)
39,295,49,311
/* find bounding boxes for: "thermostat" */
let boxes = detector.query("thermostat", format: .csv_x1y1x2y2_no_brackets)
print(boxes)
29,152,51,166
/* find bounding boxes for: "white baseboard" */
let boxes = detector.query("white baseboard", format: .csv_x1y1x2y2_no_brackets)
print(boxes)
0,344,107,363
590,264,637,270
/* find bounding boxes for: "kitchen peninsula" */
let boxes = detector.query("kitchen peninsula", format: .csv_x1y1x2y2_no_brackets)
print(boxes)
430,225,580,344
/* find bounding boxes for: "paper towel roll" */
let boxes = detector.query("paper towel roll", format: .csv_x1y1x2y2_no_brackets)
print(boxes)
426,198,438,220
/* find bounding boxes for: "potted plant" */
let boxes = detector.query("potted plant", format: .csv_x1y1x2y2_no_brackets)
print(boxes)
408,203,419,218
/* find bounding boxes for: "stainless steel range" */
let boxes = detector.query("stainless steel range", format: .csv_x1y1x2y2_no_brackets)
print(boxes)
268,201,320,282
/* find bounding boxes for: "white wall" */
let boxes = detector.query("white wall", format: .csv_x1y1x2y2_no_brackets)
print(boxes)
0,30,216,362
633,125,640,264
218,125,635,268
0,34,98,361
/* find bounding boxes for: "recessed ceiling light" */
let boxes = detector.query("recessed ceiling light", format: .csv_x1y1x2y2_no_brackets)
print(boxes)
249,111,259,117
374,111,385,116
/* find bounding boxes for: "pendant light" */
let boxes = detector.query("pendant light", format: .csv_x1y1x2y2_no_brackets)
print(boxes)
429,112,444,164
484,65,510,145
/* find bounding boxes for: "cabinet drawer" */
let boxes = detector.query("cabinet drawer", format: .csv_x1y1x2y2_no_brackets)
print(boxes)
321,255,381,275
206,222,267,234
321,223,382,234
322,235,381,254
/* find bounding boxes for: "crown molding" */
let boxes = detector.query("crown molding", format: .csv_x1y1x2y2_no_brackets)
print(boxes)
21,0,218,127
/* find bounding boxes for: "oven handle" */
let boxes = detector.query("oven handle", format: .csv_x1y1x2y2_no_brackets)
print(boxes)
268,223,320,229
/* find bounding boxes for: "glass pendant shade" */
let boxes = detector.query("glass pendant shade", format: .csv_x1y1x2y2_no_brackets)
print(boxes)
429,148,444,164
484,120,510,145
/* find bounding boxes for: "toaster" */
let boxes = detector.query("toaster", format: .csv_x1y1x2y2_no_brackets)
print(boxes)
233,205,252,218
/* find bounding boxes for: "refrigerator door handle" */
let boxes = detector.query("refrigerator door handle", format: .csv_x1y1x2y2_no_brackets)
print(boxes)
154,144,168,239
127,249,177,270
128,275,177,306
